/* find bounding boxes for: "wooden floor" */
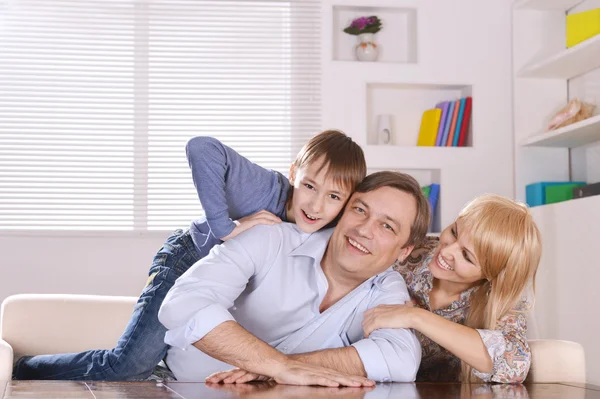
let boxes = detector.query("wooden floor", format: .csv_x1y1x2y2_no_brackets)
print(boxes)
1,381,599,398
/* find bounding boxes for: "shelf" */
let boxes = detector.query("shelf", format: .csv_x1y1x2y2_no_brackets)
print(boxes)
332,6,417,63
364,146,474,171
529,192,599,214
521,114,600,148
518,34,600,79
513,0,583,11
366,83,472,146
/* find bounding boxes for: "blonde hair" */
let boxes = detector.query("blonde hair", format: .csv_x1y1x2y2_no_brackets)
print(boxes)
456,194,542,381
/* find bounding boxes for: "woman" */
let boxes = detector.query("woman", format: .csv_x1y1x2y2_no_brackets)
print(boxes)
362,194,542,383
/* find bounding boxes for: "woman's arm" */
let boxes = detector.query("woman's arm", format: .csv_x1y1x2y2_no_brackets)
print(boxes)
363,304,531,383
410,308,493,373
363,305,492,373
471,311,531,383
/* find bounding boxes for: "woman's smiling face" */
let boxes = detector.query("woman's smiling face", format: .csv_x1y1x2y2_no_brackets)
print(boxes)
430,220,484,289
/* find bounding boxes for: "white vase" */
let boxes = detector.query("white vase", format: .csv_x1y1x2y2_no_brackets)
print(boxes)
376,114,393,145
355,33,379,62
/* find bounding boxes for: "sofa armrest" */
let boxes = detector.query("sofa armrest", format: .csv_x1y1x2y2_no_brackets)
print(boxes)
528,339,586,384
1,294,137,360
0,338,13,381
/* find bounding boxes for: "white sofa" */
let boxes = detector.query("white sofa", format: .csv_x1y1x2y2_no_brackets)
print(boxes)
0,293,587,383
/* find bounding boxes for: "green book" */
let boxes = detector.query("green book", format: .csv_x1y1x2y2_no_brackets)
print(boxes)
422,186,431,199
545,183,585,204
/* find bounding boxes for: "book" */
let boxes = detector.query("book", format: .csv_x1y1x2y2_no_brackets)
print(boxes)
417,109,442,146
445,100,460,147
435,102,450,146
439,101,455,146
428,184,440,230
422,185,431,198
457,97,472,147
452,98,467,147
573,182,600,199
428,183,440,211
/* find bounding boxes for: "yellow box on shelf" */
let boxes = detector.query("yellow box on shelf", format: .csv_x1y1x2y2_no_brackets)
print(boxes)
566,8,600,48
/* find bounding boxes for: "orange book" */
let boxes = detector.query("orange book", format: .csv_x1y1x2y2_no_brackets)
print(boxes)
446,100,460,146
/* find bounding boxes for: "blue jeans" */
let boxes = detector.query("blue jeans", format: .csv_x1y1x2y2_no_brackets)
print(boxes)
13,228,218,381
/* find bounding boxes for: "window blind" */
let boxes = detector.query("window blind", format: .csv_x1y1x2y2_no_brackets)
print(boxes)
0,0,322,231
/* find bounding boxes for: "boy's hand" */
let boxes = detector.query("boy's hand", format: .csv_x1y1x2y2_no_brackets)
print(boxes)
221,210,282,241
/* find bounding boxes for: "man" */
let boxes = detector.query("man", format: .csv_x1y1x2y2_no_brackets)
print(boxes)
158,171,431,385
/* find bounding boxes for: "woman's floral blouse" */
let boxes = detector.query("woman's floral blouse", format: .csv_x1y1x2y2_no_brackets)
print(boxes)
393,237,531,383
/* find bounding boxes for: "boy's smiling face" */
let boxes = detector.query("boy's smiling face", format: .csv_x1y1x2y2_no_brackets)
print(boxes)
287,156,351,233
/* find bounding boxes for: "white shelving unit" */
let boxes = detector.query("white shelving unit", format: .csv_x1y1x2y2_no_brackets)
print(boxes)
514,0,583,10
518,34,600,79
512,4,600,384
366,83,472,146
521,114,600,148
322,0,516,233
512,2,600,202
332,5,417,63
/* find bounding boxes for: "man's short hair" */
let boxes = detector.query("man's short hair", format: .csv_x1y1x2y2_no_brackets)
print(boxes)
355,171,431,248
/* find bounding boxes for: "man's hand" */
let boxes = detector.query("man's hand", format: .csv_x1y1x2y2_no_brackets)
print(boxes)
221,210,282,241
275,360,374,387
206,360,375,388
206,368,270,384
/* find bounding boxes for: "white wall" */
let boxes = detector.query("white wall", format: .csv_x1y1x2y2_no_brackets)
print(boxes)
529,196,600,385
0,232,167,300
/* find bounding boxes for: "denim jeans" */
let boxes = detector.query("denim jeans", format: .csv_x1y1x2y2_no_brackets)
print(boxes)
13,228,217,381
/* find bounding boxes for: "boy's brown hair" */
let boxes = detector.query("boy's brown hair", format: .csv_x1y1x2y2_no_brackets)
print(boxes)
289,129,367,195
355,171,431,248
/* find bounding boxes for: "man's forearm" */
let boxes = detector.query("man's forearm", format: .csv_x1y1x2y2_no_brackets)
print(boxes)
194,321,287,376
291,346,367,377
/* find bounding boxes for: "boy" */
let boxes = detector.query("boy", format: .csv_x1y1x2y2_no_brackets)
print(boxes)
14,130,367,381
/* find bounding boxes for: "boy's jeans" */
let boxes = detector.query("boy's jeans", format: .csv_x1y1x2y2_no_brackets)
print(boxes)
13,228,215,381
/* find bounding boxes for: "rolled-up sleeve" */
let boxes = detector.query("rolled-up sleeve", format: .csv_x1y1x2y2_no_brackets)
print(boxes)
352,328,421,382
473,310,531,383
352,272,421,382
158,224,281,350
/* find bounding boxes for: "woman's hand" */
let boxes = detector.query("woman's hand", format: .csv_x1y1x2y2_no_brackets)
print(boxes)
221,210,282,241
362,303,419,337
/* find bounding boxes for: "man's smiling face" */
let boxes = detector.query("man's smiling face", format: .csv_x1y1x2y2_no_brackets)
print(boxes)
326,186,417,283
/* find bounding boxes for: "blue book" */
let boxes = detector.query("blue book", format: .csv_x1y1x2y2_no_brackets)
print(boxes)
434,102,450,146
439,101,454,146
452,98,467,147
428,183,440,231
428,184,440,213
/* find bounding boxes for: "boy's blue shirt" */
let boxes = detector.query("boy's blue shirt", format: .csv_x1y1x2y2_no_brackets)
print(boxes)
186,136,290,251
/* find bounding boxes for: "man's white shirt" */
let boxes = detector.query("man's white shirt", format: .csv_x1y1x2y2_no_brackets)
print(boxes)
158,223,421,382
